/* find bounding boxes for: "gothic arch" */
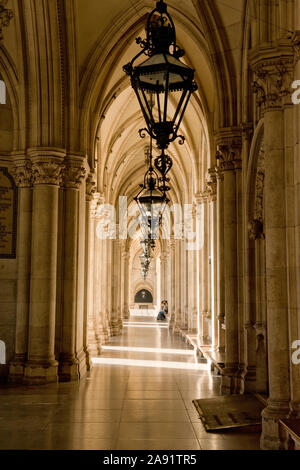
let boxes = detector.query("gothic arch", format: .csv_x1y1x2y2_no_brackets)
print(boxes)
0,45,19,150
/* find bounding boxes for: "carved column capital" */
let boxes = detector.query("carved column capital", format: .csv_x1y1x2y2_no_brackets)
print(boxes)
63,159,86,189
160,251,168,262
28,149,66,186
292,31,300,65
12,157,32,188
0,1,13,42
86,173,97,201
195,191,208,204
215,166,224,181
215,129,242,172
205,168,217,202
250,47,294,111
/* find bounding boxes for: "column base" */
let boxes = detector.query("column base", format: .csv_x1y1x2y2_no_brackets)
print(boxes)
8,354,26,383
23,359,58,385
98,323,108,345
260,401,291,450
58,355,79,382
168,313,175,328
83,346,93,372
123,308,130,320
109,320,121,336
221,365,238,395
243,366,257,394
77,348,88,379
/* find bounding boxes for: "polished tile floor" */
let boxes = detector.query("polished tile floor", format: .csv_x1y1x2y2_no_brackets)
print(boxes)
0,317,261,450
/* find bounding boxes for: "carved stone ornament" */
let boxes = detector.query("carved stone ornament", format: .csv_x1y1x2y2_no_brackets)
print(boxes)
63,163,86,189
0,0,13,42
248,145,265,240
292,31,300,65
12,159,32,188
216,137,242,172
205,168,217,202
252,59,294,111
248,219,264,241
86,173,97,200
32,159,65,186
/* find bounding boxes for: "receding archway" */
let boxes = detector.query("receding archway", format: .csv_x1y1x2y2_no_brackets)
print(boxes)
135,289,153,304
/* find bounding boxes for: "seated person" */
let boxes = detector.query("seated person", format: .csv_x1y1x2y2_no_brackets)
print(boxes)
157,310,166,321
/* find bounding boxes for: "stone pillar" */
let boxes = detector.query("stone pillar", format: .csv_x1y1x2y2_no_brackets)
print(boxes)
169,236,175,327
109,237,121,336
216,134,241,394
215,168,225,353
120,242,130,320
242,124,257,394
84,174,101,362
160,251,168,302
24,149,65,384
9,158,32,382
198,192,209,343
250,50,293,449
207,169,218,349
173,239,182,332
94,196,108,344
98,234,109,342
290,31,300,420
186,204,197,332
58,158,86,381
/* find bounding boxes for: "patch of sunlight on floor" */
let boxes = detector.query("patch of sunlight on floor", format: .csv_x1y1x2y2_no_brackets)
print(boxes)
123,324,169,328
101,345,194,355
91,357,210,370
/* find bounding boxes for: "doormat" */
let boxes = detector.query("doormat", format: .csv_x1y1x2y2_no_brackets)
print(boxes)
192,394,264,431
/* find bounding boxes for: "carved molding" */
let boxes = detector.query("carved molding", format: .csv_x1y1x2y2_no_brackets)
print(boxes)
12,159,32,188
0,1,13,42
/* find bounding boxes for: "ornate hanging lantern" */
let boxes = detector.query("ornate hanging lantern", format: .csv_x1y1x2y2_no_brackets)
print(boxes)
134,140,169,240
123,0,197,150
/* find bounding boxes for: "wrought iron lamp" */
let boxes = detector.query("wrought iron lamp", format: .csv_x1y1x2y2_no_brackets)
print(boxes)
123,0,197,150
134,140,169,241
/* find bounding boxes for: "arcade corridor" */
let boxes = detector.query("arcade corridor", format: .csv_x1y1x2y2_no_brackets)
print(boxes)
0,317,260,450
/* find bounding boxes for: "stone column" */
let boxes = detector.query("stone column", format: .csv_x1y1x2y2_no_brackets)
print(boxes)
122,249,130,320
58,158,86,381
9,158,32,382
173,239,182,332
24,149,65,384
120,240,130,321
160,251,168,302
290,31,300,420
84,174,101,362
169,236,175,328
100,237,109,341
94,196,108,344
207,169,218,349
215,168,225,353
109,236,121,336
199,192,209,343
251,50,293,448
216,134,241,394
